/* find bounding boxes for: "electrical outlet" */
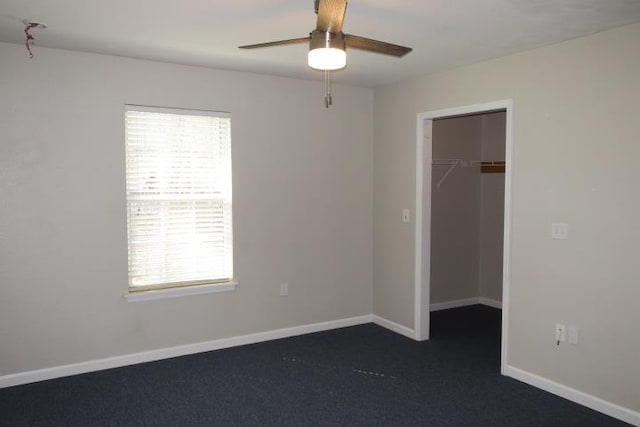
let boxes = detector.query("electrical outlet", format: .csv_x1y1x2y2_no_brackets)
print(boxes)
279,283,289,297
555,324,566,344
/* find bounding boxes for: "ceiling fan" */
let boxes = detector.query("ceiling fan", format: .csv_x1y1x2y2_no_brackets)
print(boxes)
239,0,412,107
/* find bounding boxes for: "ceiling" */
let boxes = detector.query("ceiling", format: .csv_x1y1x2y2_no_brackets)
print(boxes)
1,0,640,87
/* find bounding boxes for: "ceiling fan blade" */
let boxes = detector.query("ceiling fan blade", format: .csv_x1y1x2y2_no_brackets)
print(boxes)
239,37,310,49
344,34,412,57
316,0,348,34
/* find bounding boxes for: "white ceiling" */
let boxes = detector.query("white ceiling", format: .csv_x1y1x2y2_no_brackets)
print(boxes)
1,0,640,87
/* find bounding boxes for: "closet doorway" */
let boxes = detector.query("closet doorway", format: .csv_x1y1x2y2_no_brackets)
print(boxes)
414,101,513,374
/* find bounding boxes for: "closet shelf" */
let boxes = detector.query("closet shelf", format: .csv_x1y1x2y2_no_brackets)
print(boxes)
480,161,505,174
432,158,505,189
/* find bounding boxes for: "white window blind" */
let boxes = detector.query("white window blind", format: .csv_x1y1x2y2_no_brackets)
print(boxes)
125,105,233,291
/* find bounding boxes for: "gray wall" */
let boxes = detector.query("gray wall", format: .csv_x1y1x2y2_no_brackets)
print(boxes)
373,23,640,412
430,115,482,303
479,112,505,302
0,42,374,376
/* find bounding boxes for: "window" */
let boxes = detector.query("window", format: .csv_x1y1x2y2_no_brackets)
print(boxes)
125,105,233,295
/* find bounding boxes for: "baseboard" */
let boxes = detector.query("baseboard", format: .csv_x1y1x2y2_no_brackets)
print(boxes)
504,365,640,426
478,297,502,309
372,315,415,339
8,313,633,427
430,297,502,311
0,314,373,389
430,297,479,311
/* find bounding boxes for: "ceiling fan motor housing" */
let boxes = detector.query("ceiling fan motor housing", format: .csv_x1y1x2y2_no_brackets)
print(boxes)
308,30,346,70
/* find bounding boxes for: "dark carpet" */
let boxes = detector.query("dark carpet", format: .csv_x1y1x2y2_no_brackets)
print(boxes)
0,305,630,426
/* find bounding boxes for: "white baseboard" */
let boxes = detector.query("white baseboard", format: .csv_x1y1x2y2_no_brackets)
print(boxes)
0,314,373,389
478,297,502,309
430,297,479,311
372,315,415,339
504,365,640,426
430,297,502,311
5,313,635,427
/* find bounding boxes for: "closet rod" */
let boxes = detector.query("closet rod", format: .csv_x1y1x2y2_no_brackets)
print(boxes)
432,159,505,189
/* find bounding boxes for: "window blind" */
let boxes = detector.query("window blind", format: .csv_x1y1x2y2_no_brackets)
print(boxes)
125,106,233,291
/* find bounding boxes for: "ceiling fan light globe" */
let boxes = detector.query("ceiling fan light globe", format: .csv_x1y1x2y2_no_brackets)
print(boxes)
308,47,346,70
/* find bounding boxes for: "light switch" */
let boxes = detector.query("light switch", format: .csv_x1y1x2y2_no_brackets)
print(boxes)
551,222,568,240
402,208,410,223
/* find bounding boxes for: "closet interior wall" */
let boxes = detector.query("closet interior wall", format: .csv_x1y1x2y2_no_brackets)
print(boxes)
430,111,506,305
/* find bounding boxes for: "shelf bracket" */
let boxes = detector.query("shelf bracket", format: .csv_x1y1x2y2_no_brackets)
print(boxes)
435,160,459,190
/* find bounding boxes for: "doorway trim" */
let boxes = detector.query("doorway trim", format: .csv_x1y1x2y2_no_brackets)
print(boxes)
414,100,514,374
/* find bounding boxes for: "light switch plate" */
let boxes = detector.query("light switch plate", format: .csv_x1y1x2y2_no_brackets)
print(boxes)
402,208,410,223
551,222,568,239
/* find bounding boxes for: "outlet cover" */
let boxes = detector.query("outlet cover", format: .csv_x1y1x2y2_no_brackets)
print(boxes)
555,323,567,343
568,326,579,345
279,283,289,297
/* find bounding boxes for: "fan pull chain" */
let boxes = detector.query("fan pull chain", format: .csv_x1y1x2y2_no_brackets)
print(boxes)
324,69,332,108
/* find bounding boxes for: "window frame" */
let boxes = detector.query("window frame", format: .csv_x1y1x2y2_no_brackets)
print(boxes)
123,104,236,302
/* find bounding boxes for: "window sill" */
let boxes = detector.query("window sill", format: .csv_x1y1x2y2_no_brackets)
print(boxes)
125,281,238,303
